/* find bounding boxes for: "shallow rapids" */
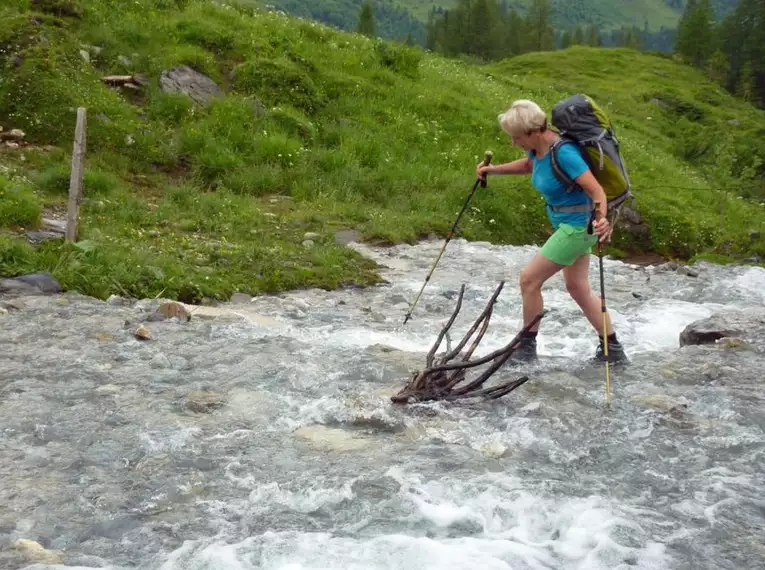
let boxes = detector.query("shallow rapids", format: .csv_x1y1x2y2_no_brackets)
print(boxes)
1,238,764,570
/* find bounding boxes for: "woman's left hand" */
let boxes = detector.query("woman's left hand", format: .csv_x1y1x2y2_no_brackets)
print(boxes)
592,217,611,243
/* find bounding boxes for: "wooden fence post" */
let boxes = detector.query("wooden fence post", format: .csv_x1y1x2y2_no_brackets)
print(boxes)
66,107,87,242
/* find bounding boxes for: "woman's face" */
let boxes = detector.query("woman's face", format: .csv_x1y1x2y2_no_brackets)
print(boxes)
510,130,536,152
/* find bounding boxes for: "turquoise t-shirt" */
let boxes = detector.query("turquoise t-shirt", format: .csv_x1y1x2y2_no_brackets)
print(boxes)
529,143,593,229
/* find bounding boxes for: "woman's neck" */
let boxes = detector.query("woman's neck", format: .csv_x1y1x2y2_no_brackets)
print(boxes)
531,130,560,158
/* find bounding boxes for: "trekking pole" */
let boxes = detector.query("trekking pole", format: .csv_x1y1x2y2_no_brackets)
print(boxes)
594,201,611,407
403,150,493,325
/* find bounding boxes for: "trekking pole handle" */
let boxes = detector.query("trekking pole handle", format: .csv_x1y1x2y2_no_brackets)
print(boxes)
479,151,493,188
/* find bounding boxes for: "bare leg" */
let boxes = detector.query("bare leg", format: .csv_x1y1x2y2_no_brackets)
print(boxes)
519,253,565,332
562,254,614,336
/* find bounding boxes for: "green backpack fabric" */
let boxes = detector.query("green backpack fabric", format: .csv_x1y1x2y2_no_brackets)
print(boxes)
549,94,633,214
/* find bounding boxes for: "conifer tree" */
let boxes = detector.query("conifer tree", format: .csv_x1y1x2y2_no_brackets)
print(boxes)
706,49,730,85
561,30,573,49
357,1,376,38
469,0,497,60
525,0,555,51
586,24,601,46
572,25,584,45
675,0,716,67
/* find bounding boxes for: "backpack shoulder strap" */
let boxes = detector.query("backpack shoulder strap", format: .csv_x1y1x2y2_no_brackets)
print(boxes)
549,138,580,192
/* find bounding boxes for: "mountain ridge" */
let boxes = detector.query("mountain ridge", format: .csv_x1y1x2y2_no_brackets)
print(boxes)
261,0,740,45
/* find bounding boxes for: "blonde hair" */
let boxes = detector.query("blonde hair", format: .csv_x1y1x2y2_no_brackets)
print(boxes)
497,99,548,136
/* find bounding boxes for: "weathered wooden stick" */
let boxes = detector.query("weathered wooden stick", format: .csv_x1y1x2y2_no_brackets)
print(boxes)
102,74,148,88
449,310,547,397
66,107,87,242
425,310,546,375
442,281,505,362
426,284,465,368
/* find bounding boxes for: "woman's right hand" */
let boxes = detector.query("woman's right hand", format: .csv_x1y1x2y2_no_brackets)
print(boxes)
476,163,492,181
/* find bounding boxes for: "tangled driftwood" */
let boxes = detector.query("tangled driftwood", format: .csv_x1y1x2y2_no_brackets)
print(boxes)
392,281,547,404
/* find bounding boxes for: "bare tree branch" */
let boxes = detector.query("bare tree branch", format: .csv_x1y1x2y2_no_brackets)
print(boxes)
391,282,548,405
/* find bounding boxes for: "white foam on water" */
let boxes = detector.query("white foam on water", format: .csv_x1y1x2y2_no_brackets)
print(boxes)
248,480,356,514
151,469,673,570
139,426,202,453
19,567,120,570
726,266,765,306
151,529,671,570
623,299,722,354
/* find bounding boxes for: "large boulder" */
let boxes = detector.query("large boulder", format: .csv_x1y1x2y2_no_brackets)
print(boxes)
679,309,765,347
159,66,223,107
616,204,651,247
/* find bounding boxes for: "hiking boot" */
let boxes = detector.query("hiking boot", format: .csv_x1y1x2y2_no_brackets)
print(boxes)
509,335,538,363
593,337,629,364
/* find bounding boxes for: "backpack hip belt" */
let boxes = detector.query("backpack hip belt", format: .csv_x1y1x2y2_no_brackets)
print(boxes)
547,203,594,213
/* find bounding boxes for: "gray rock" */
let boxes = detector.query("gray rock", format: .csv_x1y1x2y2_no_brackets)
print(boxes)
159,66,223,107
230,292,253,304
677,266,700,278
0,273,62,295
618,205,651,244
679,310,765,347
106,295,132,306
26,231,63,244
334,229,362,246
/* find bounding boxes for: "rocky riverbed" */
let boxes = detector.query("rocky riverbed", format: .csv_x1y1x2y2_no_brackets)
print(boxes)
1,238,764,569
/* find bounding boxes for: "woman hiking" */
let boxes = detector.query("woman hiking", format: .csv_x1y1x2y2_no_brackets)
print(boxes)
476,99,628,364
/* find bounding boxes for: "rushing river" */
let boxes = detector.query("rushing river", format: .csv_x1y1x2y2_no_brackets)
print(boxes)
1,238,764,570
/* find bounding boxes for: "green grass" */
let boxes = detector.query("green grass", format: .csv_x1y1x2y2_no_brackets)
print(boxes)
0,0,763,302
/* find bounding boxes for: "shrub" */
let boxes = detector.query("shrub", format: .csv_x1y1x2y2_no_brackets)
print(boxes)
0,174,41,227
374,40,421,79
232,57,326,114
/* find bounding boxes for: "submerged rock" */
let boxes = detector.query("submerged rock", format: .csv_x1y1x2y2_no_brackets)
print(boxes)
13,539,64,565
293,424,372,452
156,301,191,322
185,391,226,413
632,394,689,413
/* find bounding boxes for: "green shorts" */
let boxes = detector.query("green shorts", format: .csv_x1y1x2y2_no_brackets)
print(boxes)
540,223,598,266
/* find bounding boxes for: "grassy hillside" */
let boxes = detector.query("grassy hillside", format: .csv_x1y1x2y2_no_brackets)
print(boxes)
0,0,763,303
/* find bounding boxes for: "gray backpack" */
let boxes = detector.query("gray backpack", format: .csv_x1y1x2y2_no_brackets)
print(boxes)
548,94,633,215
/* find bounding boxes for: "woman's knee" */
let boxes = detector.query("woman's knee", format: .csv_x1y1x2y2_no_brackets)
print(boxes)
519,268,541,295
565,278,590,301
